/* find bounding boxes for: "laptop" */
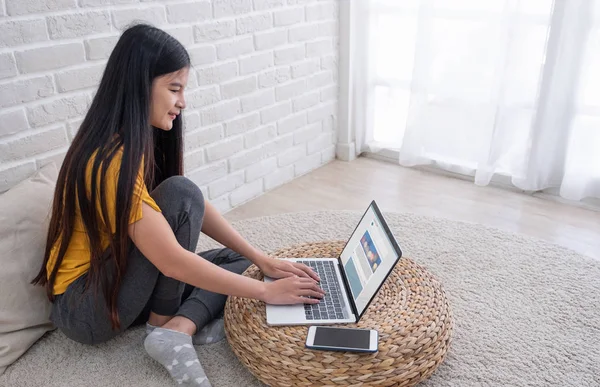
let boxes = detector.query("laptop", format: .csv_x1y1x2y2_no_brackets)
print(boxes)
264,200,403,326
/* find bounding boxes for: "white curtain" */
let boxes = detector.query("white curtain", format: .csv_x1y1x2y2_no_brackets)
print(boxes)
354,0,600,202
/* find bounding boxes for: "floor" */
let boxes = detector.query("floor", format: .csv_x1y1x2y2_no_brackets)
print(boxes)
225,157,600,260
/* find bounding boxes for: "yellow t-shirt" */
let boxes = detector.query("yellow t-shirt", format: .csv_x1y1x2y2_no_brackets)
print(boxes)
47,147,161,295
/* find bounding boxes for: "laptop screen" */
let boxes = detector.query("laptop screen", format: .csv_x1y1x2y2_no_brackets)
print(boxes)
339,204,400,316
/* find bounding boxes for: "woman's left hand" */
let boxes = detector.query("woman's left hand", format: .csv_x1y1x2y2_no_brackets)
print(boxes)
259,258,321,282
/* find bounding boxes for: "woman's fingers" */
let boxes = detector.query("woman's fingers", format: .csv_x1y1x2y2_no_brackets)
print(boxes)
297,277,322,287
270,275,327,305
293,262,320,281
298,279,325,294
289,265,310,278
296,296,320,304
299,289,325,299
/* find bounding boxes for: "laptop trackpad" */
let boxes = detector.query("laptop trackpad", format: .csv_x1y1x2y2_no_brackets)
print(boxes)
266,303,309,325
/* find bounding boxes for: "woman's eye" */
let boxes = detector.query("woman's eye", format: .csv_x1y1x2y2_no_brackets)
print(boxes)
170,89,179,94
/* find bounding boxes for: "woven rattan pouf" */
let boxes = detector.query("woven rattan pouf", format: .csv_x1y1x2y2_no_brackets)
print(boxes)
224,241,454,387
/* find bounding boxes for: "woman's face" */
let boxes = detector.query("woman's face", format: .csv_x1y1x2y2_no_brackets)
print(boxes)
150,67,189,131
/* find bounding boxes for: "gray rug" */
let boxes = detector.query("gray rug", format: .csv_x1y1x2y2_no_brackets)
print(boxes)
2,211,599,387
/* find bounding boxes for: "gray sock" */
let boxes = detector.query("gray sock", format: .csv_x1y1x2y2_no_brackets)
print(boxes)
144,328,212,386
193,318,225,345
146,320,225,346
146,322,158,336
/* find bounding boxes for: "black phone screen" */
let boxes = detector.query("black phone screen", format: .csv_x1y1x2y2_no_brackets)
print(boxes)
313,327,371,349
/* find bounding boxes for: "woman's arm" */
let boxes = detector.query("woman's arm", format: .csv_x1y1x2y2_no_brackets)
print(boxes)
128,203,324,305
201,201,320,281
201,200,269,267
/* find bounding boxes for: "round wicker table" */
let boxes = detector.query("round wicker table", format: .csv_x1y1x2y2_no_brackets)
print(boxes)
224,241,454,387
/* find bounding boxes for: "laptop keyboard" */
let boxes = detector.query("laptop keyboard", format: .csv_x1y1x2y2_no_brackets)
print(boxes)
298,260,346,320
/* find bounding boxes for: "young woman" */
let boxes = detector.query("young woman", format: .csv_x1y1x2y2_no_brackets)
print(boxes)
32,24,324,387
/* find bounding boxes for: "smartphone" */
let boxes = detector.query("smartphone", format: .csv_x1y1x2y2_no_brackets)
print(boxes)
305,326,378,353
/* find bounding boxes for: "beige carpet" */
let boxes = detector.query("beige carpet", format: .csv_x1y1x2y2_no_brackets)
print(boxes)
1,210,599,387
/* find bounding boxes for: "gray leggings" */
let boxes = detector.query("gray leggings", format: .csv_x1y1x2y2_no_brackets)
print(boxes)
49,176,251,345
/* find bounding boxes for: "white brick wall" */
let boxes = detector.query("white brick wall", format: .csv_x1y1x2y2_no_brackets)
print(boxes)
0,0,339,213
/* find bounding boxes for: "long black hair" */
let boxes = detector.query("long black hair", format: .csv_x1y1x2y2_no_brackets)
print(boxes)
32,24,190,329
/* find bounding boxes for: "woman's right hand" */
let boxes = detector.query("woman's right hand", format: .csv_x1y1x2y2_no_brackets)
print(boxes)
262,276,325,305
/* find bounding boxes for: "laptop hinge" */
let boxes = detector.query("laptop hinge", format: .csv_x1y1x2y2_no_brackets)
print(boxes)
338,261,360,322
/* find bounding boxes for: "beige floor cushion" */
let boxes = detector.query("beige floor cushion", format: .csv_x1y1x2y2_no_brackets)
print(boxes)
0,163,58,375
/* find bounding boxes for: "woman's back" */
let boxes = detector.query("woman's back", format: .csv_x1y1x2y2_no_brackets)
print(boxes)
46,146,160,295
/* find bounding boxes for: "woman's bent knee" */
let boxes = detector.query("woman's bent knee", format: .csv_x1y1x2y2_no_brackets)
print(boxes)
155,176,204,207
